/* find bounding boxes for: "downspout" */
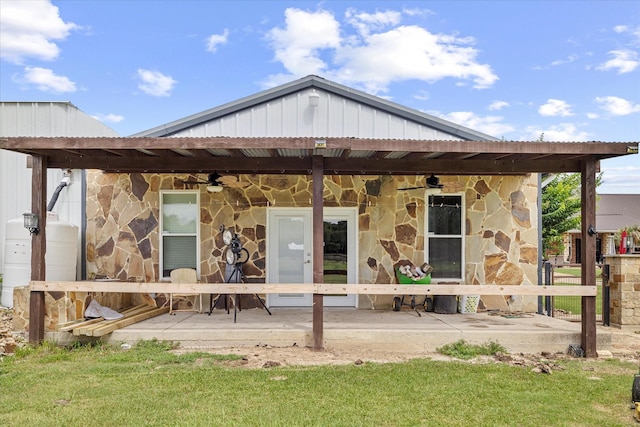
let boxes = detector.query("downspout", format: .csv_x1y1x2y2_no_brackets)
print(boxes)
47,173,71,211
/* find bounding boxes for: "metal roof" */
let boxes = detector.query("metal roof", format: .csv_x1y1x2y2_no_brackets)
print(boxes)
0,136,636,175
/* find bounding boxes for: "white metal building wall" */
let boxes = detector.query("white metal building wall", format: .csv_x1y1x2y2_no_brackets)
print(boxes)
0,102,119,281
171,89,461,141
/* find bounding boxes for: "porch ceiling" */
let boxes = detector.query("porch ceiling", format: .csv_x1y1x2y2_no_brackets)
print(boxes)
1,136,637,175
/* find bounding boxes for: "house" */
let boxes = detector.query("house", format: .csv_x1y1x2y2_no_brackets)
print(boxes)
1,75,636,356
86,75,536,313
564,194,640,264
0,102,119,306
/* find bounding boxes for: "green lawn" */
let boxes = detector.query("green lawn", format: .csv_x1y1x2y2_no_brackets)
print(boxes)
1,340,636,426
553,267,603,315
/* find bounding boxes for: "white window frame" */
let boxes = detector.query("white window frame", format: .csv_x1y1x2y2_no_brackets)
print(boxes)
424,190,465,281
159,190,200,279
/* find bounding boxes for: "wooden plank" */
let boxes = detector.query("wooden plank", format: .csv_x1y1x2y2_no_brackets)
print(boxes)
73,318,107,336
90,306,169,337
315,284,598,296
59,318,103,333
81,305,154,336
29,281,316,294
29,281,597,296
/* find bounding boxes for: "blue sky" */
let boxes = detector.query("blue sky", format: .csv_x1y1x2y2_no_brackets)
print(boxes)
1,0,638,193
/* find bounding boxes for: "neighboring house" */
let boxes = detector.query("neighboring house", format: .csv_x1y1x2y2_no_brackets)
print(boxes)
1,76,635,338
0,102,119,304
565,194,640,264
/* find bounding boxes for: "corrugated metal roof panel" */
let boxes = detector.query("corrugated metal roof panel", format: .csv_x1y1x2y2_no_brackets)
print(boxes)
241,148,271,157
0,102,120,137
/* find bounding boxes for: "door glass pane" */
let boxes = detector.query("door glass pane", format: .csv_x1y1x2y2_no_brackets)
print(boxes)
428,195,461,235
277,217,304,286
428,238,462,278
163,236,197,276
162,193,197,233
324,219,348,285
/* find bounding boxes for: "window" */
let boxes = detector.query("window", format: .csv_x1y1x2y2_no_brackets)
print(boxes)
160,191,199,278
426,194,464,280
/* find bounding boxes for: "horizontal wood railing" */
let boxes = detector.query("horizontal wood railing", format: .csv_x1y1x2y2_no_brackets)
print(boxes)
29,281,597,296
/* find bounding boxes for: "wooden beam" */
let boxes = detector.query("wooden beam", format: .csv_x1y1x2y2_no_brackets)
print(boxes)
29,154,47,344
29,281,597,296
581,159,598,357
312,155,324,351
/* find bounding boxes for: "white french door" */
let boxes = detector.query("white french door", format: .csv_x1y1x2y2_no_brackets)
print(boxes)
267,208,357,307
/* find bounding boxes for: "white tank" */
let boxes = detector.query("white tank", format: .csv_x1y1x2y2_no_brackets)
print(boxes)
1,212,78,307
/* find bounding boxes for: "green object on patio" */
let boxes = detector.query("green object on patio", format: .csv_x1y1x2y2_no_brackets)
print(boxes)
395,268,431,284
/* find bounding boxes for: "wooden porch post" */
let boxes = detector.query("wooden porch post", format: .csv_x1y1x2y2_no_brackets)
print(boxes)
580,158,597,357
29,154,47,343
312,155,324,351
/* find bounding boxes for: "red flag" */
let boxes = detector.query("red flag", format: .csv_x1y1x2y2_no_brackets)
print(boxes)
621,230,627,254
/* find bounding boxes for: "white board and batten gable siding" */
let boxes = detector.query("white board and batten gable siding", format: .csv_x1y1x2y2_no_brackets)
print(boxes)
170,89,462,142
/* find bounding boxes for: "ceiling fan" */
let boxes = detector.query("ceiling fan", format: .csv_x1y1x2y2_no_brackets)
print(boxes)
398,174,444,191
182,172,250,192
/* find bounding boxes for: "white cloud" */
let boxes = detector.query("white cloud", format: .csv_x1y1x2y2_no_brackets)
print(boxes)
538,99,573,117
550,54,578,67
488,100,509,111
595,96,640,116
22,66,76,93
435,111,514,138
523,123,590,142
136,69,176,97
586,112,599,119
206,29,229,53
0,0,78,64
92,113,124,123
264,8,498,93
265,8,341,80
413,90,429,101
597,49,639,74
345,8,401,36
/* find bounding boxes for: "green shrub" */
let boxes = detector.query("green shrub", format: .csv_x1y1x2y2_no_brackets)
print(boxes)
437,339,507,360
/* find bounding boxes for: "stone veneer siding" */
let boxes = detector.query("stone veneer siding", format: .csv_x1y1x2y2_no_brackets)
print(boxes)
12,172,540,332
605,254,640,329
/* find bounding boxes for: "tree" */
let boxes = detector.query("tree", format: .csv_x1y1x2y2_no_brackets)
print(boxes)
541,172,602,258
541,173,582,257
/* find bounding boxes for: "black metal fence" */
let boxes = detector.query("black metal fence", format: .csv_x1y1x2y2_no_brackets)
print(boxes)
539,263,607,323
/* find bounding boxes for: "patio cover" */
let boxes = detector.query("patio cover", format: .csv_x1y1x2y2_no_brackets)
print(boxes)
1,132,638,357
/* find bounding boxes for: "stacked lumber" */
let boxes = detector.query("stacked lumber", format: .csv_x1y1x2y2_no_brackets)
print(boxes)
57,304,169,337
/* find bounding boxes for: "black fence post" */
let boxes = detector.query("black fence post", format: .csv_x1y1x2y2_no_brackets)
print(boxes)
602,263,610,326
544,261,553,316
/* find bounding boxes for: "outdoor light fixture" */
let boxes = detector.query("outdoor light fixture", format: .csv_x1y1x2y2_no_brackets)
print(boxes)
309,91,319,107
206,185,223,193
23,212,39,235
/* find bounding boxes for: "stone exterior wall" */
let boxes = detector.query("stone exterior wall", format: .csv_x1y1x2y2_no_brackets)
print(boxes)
606,254,640,329
12,172,539,331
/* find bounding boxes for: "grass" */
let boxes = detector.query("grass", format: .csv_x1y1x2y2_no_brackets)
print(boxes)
553,267,603,316
437,339,507,360
1,340,637,426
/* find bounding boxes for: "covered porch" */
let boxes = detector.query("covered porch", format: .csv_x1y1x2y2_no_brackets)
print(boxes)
61,307,613,355
2,133,638,357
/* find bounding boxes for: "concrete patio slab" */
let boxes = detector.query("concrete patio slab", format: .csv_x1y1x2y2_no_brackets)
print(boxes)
99,308,615,355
